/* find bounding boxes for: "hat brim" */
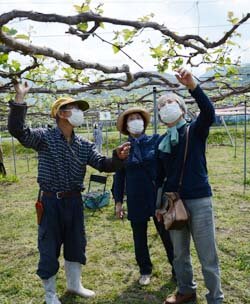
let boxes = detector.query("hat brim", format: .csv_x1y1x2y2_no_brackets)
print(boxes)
51,99,89,118
74,100,89,112
116,107,150,135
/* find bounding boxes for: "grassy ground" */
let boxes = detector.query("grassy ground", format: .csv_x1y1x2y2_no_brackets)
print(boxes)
0,141,249,303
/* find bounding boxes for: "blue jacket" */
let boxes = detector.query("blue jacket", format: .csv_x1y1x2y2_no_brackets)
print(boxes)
156,85,215,199
113,134,160,222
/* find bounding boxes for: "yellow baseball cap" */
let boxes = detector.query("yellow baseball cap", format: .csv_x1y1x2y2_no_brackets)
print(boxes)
51,97,89,118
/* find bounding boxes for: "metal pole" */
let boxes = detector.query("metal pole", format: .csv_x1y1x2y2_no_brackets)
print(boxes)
11,136,17,176
243,99,247,193
234,114,237,158
118,103,121,144
105,121,108,156
26,153,30,172
86,118,90,140
221,116,234,146
153,87,157,134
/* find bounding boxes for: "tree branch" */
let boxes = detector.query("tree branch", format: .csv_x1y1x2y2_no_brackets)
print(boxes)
1,10,249,53
0,29,130,75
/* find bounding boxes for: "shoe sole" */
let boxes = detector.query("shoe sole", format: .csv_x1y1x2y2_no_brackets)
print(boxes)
66,289,95,298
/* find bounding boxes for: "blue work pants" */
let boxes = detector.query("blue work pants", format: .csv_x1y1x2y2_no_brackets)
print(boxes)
36,193,86,279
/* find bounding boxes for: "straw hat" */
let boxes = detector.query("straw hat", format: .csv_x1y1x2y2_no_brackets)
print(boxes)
51,97,89,118
116,107,150,135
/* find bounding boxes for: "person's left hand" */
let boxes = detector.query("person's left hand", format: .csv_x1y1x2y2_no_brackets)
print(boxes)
115,202,125,220
175,67,197,91
116,142,131,160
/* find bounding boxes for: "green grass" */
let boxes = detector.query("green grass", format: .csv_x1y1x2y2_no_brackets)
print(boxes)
0,136,249,303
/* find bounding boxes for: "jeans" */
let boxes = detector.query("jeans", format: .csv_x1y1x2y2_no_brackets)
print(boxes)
170,197,224,304
131,217,174,276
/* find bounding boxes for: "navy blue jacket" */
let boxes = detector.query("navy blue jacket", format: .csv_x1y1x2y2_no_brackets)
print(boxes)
156,85,215,199
113,134,160,222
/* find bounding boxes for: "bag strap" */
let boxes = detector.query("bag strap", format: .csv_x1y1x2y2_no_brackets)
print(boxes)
178,125,190,191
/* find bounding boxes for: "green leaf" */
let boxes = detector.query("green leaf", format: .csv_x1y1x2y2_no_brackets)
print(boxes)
227,11,234,19
168,49,176,57
2,25,9,33
226,40,236,46
150,44,167,59
73,5,82,13
122,29,136,42
95,4,104,15
34,55,45,60
77,22,88,31
138,13,154,22
174,57,183,67
227,11,239,24
11,60,21,71
227,66,238,75
81,76,90,83
0,53,8,64
112,44,120,54
230,17,239,25
157,60,168,73
81,5,90,13
2,26,18,36
218,56,224,64
99,22,105,29
15,34,29,40
213,48,223,54
214,72,221,78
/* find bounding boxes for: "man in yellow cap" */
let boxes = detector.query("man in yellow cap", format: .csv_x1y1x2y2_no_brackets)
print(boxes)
8,81,130,304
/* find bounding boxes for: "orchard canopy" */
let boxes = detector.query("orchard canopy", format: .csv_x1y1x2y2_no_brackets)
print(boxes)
0,1,250,126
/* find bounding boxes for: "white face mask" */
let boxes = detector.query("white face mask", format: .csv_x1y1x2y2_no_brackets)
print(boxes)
67,108,84,127
159,102,183,124
127,119,144,135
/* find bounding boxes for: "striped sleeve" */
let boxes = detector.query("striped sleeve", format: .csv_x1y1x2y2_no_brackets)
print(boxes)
8,101,46,151
86,141,124,172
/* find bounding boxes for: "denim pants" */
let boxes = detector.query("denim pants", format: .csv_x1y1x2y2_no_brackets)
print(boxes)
37,193,86,279
131,217,174,276
170,197,224,304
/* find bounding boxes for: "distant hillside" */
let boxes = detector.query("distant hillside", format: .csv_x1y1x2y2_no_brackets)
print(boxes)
200,64,250,85
84,65,250,102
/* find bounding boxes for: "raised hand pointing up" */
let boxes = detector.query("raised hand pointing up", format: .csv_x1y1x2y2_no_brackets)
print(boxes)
14,81,30,103
175,67,197,91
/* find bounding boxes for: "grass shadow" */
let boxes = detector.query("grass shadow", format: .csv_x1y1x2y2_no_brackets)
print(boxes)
58,278,176,304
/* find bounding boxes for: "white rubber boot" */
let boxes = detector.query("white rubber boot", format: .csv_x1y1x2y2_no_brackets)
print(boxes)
64,260,95,298
42,275,61,304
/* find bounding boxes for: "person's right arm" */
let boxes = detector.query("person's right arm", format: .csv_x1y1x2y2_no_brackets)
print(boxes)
8,82,45,151
87,141,130,172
